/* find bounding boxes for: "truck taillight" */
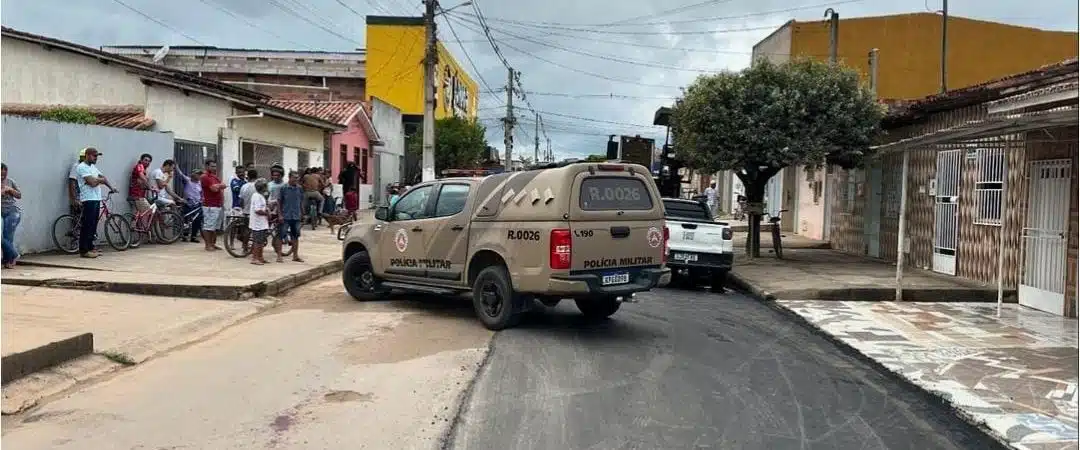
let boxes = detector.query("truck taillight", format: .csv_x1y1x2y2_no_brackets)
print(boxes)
550,229,572,270
722,228,733,240
662,226,670,264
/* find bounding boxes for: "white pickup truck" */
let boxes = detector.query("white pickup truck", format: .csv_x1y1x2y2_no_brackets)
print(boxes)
661,198,734,290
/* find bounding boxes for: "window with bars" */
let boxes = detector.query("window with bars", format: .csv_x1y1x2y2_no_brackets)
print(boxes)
974,147,1005,225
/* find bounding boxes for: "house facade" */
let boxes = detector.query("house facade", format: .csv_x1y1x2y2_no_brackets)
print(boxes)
1,27,344,210
743,13,1078,240
828,60,1078,317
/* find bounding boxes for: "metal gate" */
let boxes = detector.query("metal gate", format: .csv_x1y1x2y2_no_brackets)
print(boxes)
933,150,962,275
1019,159,1072,315
864,164,883,258
173,140,219,189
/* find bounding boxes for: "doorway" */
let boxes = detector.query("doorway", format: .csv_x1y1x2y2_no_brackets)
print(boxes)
1019,159,1072,315
863,164,883,257
933,150,962,275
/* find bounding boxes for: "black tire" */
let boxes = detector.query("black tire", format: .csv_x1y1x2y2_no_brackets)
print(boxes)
471,265,522,331
223,221,250,258
575,297,621,319
103,214,133,251
51,214,80,254
710,269,729,292
343,251,389,301
772,227,783,259
154,210,184,244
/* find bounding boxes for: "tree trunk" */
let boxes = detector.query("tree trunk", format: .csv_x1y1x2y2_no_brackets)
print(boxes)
743,180,767,258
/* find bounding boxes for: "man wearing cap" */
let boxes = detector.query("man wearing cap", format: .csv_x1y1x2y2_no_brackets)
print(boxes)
74,148,117,258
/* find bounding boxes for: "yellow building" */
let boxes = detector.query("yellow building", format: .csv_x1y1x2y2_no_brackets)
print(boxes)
365,16,479,119
753,12,1078,100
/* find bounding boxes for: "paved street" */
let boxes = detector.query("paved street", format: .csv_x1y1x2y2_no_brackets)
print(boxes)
449,288,1006,450
2,277,1007,450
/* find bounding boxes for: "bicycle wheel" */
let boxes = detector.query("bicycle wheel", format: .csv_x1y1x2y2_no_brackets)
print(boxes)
772,226,783,259
51,214,80,254
153,210,185,244
127,213,151,249
223,221,251,258
104,214,133,251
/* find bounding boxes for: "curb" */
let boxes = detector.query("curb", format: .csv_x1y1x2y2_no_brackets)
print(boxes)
1,260,343,301
1,333,94,385
1,298,280,415
727,271,1011,450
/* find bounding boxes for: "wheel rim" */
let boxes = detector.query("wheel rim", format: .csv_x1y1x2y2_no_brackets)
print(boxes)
479,281,502,318
352,263,376,291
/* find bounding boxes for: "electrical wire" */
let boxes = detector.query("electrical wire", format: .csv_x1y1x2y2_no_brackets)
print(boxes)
334,0,391,17
438,13,504,105
268,0,363,46
486,91,678,100
111,0,205,44
450,11,783,36
447,15,684,89
194,0,311,48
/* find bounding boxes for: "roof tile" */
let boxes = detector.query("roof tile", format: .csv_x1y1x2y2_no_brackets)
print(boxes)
1,104,156,130
266,100,363,126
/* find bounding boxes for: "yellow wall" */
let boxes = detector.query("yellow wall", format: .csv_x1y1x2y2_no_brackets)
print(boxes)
787,13,1078,100
365,18,479,119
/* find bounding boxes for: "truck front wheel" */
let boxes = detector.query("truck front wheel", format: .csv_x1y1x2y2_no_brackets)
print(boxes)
343,251,390,301
575,297,621,319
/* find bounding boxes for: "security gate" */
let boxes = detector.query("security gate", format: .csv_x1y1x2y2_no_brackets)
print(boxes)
864,164,883,258
933,150,962,275
1019,159,1072,315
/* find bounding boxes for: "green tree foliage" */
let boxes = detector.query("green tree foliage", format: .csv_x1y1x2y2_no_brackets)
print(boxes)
39,107,97,125
404,116,488,183
584,154,609,162
671,58,885,256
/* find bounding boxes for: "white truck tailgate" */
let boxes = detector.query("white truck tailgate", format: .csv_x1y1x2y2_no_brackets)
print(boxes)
668,220,733,254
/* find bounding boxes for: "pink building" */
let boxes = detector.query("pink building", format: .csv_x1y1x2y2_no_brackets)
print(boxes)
268,100,380,191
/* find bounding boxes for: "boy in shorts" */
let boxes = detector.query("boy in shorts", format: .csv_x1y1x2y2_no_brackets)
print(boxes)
248,179,271,265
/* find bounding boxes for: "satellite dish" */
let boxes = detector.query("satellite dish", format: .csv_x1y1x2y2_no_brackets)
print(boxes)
151,45,170,64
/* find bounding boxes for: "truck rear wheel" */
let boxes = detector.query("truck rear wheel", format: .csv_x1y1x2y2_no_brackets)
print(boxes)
575,297,621,319
472,265,523,331
343,251,390,301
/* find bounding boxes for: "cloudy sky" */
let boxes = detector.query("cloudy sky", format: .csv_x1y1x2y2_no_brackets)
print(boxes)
2,0,1076,160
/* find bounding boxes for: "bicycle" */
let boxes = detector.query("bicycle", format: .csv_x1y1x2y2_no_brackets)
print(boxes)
305,196,320,231
178,202,203,241
766,209,789,259
128,195,184,248
51,191,133,253
223,214,295,258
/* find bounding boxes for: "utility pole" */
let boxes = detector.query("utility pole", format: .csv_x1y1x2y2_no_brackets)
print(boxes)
868,48,879,98
546,137,552,162
941,0,949,93
534,112,540,163
421,0,438,182
825,8,839,64
503,68,515,172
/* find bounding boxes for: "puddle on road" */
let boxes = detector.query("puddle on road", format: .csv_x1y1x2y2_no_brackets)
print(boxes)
335,307,493,365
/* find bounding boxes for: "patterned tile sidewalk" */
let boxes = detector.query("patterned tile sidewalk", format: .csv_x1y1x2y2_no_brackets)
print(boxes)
779,301,1079,450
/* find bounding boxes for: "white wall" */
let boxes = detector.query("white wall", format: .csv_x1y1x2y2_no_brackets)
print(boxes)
1,37,146,106
370,97,404,204
231,115,324,152
146,85,231,145
1,116,174,254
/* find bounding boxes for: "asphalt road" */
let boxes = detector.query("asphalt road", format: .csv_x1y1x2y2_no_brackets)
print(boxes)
448,287,1004,450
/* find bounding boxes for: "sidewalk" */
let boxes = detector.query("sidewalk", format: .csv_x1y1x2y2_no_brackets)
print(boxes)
3,229,344,300
1,285,274,414
781,301,1078,450
730,248,1002,302
727,249,1078,450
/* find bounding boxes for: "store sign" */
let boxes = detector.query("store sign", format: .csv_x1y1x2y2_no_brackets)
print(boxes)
441,65,471,117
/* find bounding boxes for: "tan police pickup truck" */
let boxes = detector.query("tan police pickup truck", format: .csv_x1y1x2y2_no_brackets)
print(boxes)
340,161,672,330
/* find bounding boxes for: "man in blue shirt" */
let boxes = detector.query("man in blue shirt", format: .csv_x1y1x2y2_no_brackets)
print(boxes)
274,170,306,263
74,148,117,258
229,165,246,211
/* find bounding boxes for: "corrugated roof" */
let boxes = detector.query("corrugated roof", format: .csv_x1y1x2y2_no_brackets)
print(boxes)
1,104,155,130
266,100,363,126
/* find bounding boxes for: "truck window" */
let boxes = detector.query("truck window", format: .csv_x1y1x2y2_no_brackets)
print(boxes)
579,177,653,211
663,200,711,221
434,184,469,217
393,185,433,220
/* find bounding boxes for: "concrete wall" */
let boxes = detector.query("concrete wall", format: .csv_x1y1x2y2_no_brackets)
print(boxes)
145,85,231,145
371,97,404,203
230,115,324,152
0,116,174,254
795,165,827,240
329,115,373,185
1,37,146,106
751,22,792,65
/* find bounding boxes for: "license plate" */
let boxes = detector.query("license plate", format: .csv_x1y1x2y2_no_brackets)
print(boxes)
601,273,631,285
683,231,695,240
673,253,698,262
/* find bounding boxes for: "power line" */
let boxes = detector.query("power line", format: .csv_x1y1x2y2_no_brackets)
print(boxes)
196,0,311,48
451,11,782,36
454,15,726,73
111,0,205,44
268,0,363,46
487,91,678,100
447,15,684,89
334,0,391,17
438,13,504,105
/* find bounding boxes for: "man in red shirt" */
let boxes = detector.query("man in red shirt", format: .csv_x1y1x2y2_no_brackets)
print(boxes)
129,153,153,213
199,159,228,251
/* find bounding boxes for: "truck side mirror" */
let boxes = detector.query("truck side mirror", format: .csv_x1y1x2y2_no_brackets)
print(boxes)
374,206,389,221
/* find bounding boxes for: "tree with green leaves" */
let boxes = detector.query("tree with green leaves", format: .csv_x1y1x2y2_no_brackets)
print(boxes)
404,116,488,183
671,58,885,257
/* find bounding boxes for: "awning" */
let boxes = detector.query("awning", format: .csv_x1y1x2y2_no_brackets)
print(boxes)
873,106,1078,152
